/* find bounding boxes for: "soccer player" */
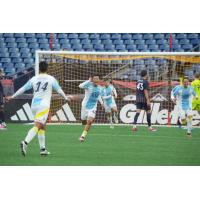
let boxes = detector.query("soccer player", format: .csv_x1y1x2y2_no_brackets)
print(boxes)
102,78,118,128
172,77,198,136
132,70,157,132
6,61,70,156
0,69,6,130
191,73,200,115
79,75,103,142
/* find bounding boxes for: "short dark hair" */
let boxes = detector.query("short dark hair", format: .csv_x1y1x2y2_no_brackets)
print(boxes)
39,61,48,73
194,73,200,79
141,70,147,77
91,74,100,78
182,76,189,81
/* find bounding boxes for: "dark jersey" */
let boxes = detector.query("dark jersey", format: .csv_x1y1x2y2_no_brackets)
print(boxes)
0,80,4,104
136,79,149,103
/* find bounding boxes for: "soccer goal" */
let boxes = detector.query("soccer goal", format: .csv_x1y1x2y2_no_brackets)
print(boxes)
35,51,200,126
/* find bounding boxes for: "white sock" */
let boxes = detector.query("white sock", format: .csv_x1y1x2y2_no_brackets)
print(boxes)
106,114,112,124
113,112,118,122
187,118,192,133
38,130,45,150
25,126,38,143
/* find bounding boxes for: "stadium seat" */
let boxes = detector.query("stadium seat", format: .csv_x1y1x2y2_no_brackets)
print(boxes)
142,34,153,40
29,43,39,49
121,34,132,40
156,39,167,45
3,62,14,68
137,44,147,51
24,33,35,38
79,33,89,39
100,34,110,40
80,39,91,45
3,33,14,38
135,40,145,45
93,44,104,50
172,44,181,50
176,33,187,39
39,44,50,50
16,38,26,43
126,44,137,51
145,39,156,45
124,39,134,45
8,47,19,53
5,67,15,74
46,33,57,39
153,33,165,40
35,33,46,38
72,44,82,49
24,58,34,64
57,33,67,39
21,52,31,59
82,44,93,50
0,52,9,58
27,38,37,43
104,44,115,51
115,44,126,51
91,39,101,45
1,58,11,63
148,44,159,51
0,43,6,48
179,39,190,45
59,38,70,44
15,63,25,69
68,33,79,39
61,44,71,49
89,33,100,39
110,33,121,40
187,33,198,39
113,40,124,45
132,34,142,40
5,38,15,43
10,52,20,58
18,43,28,48
101,39,112,45
182,44,193,50
0,47,8,53
70,39,80,44
12,57,22,63
190,38,200,45
38,38,48,44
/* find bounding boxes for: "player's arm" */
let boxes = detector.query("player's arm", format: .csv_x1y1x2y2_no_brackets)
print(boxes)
79,79,91,89
6,80,32,101
191,87,198,100
112,87,117,98
52,79,70,101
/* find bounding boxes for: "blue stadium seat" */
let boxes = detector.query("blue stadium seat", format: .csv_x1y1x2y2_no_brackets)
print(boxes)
14,33,24,38
57,33,67,39
1,58,11,63
72,44,82,49
5,38,15,43
132,34,142,40
15,63,25,69
61,44,71,49
172,44,181,50
91,39,101,45
100,34,110,40
52,44,60,49
0,43,6,48
113,40,124,45
142,34,153,40
93,44,104,50
135,40,145,45
137,44,147,51
89,33,99,39
0,47,8,53
190,38,200,45
110,33,121,40
27,38,37,43
24,33,35,38
104,44,115,51
121,34,132,40
156,39,167,45
3,33,14,38
148,44,159,51
124,39,134,45
2,62,14,68
38,38,48,44
80,39,91,45
79,33,89,39
68,33,78,39
16,38,26,43
101,39,112,45
176,33,187,39
153,33,165,40
179,39,190,45
21,52,31,59
8,47,19,53
126,44,137,51
39,44,49,50
0,38,4,43
18,43,28,48
115,44,126,51
70,39,80,44
12,57,22,63
29,43,39,49
35,33,46,38
46,33,57,39
145,39,156,45
182,44,193,50
5,66,15,74
82,44,93,50
59,38,69,44
187,33,198,39
10,52,20,58
0,52,9,58
6,43,17,48
24,58,34,64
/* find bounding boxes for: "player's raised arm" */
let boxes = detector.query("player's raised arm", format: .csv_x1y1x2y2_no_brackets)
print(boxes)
79,78,91,89
7,79,33,101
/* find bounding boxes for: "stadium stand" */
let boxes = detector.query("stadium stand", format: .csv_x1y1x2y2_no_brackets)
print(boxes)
0,33,200,77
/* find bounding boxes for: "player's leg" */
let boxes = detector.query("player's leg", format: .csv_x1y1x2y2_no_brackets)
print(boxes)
186,110,193,137
145,104,156,132
105,105,113,128
0,104,6,130
132,102,141,131
79,109,96,142
112,106,119,124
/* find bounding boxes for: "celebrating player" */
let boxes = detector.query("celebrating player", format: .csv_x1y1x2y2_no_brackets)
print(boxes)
0,69,6,130
102,78,118,128
6,61,70,156
191,73,200,116
132,70,157,132
172,77,198,136
79,75,103,142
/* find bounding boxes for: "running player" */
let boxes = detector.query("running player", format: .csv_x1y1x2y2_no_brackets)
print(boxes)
172,77,198,136
132,70,157,132
102,78,118,128
0,69,6,130
6,61,70,156
79,75,103,142
191,73,200,116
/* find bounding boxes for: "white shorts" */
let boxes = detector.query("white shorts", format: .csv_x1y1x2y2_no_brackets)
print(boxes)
31,105,50,124
178,106,193,119
104,102,117,113
81,106,96,120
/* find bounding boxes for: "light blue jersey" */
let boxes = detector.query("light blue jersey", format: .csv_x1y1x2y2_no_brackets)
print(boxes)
102,84,117,106
79,80,103,110
173,85,196,110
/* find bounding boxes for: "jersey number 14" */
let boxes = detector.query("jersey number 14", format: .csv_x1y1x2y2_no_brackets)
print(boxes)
35,82,48,92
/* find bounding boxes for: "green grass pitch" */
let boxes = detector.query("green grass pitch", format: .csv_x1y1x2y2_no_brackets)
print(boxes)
0,124,200,166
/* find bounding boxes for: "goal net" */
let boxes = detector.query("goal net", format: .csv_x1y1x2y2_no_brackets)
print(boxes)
35,51,200,126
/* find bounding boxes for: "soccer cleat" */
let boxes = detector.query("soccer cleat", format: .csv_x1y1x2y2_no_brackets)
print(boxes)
0,124,7,130
110,123,114,129
40,149,50,156
148,127,157,132
79,136,85,142
132,126,137,132
20,141,27,156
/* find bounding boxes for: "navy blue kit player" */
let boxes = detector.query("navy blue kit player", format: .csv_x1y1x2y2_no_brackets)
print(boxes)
132,70,157,132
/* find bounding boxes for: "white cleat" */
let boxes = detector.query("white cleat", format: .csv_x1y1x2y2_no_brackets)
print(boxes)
0,124,7,130
40,149,50,156
148,127,157,132
113,117,119,124
110,124,114,129
20,141,27,156
79,136,85,142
